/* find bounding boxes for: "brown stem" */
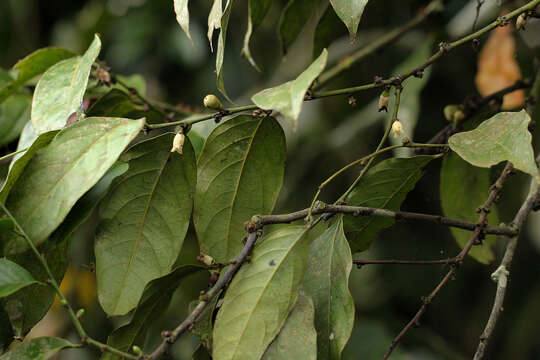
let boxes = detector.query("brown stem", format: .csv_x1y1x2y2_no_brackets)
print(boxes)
382,162,514,360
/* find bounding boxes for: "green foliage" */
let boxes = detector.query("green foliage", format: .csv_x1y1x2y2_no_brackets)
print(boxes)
242,0,273,70
302,216,354,359
449,110,539,180
31,35,101,134
344,155,438,253
216,0,234,101
194,115,286,262
2,117,144,254
261,294,317,360
174,0,193,44
251,50,328,127
0,259,40,298
0,71,31,146
212,226,316,360
329,0,369,38
0,337,76,360
95,133,196,315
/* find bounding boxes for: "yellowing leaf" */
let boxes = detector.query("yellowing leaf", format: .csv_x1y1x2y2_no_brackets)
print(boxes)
475,23,524,110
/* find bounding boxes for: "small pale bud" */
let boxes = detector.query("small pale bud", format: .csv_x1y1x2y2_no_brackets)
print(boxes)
203,94,223,110
453,109,465,123
378,90,390,112
516,14,526,30
443,105,460,122
391,120,403,137
197,252,214,266
170,132,185,154
76,309,85,318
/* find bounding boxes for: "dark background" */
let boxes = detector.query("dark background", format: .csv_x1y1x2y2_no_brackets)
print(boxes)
1,0,540,359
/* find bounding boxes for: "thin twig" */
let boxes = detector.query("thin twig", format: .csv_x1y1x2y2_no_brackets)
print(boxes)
312,0,540,99
473,181,539,360
0,147,28,163
382,162,515,360
253,203,516,237
314,0,443,89
0,203,139,360
354,258,458,266
148,231,260,359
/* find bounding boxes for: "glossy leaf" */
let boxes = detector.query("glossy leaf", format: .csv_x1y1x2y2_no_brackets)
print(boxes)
0,47,75,105
344,155,438,253
95,133,197,315
261,294,317,360
302,216,354,359
440,152,497,263
449,110,539,180
0,258,40,298
278,0,315,55
0,131,58,203
31,35,101,134
251,50,327,128
174,0,193,44
101,265,203,360
0,71,31,146
1,117,144,254
0,337,76,360
329,0,369,38
216,0,234,101
207,0,222,52
241,0,272,71
86,89,162,124
194,116,286,262
212,225,315,360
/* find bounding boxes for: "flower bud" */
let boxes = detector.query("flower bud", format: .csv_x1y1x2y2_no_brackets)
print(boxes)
516,14,527,31
203,94,223,110
391,120,403,137
170,132,185,154
197,252,214,266
443,105,460,122
378,89,390,112
76,309,85,318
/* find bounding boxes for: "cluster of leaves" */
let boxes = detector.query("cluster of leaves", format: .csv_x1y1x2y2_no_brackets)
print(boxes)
0,0,539,359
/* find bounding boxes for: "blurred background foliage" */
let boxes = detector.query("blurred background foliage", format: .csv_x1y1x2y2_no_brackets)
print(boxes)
1,0,540,359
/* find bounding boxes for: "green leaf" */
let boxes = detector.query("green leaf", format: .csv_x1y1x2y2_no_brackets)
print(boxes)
261,294,317,360
101,265,203,360
190,291,221,350
251,50,328,128
0,71,31,146
329,0,369,38
313,6,347,59
174,0,193,45
216,0,234,101
449,110,539,180
0,337,76,360
10,122,40,166
95,133,197,315
0,258,40,298
4,234,70,336
344,155,438,253
0,131,58,203
212,225,316,360
440,152,497,263
207,0,222,52
0,47,76,105
278,0,315,55
193,345,212,360
194,115,286,262
302,216,354,359
31,35,101,134
1,117,144,255
0,307,13,352
241,0,273,71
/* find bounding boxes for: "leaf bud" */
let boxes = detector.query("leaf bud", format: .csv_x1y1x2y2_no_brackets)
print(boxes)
170,132,185,154
443,105,460,122
76,308,85,318
378,89,390,112
132,345,142,356
516,14,527,31
203,94,223,110
391,120,403,137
